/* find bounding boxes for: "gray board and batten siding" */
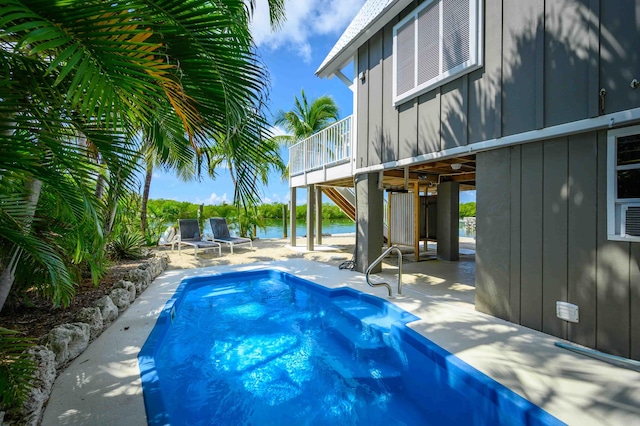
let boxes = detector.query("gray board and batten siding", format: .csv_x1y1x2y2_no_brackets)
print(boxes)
476,133,640,361
354,0,640,359
355,0,639,169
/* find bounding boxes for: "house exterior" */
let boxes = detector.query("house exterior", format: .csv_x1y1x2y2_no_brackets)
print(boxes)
291,0,640,360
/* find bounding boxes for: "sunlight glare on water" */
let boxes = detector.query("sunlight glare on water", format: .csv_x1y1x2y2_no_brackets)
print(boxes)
153,276,421,425
144,273,562,426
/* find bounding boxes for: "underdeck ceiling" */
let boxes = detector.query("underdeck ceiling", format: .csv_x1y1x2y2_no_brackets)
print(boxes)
321,155,476,193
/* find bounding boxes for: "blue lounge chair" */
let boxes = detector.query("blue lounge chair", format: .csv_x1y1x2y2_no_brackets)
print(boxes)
208,217,253,254
177,219,221,259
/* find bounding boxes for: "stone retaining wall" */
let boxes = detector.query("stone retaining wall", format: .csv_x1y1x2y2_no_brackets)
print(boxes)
3,253,168,426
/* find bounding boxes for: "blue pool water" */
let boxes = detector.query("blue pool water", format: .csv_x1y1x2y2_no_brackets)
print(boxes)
139,270,562,425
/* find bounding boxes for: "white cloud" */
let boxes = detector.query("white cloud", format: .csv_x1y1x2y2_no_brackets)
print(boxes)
197,192,230,205
250,0,366,63
263,192,290,204
268,125,289,137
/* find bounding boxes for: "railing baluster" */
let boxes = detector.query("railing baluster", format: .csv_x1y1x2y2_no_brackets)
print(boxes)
288,115,352,176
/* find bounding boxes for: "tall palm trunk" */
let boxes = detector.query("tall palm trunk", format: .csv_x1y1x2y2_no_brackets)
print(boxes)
95,173,106,199
104,168,122,237
0,248,22,312
140,161,153,235
0,177,43,311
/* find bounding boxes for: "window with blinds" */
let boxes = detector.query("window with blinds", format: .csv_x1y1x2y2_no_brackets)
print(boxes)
393,0,483,105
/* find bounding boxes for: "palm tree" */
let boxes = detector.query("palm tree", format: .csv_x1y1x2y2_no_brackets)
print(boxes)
0,0,286,312
139,110,196,238
273,89,340,142
206,106,287,234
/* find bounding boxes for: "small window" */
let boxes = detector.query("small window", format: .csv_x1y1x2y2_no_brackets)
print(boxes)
393,0,483,105
607,126,640,241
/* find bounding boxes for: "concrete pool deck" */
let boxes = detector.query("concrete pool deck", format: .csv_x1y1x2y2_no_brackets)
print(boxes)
41,251,640,425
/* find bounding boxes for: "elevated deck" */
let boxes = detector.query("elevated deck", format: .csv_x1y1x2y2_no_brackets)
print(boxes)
289,115,354,188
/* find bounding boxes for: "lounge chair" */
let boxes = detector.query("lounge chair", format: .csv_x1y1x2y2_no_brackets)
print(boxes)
157,226,178,249
177,219,221,259
207,217,253,254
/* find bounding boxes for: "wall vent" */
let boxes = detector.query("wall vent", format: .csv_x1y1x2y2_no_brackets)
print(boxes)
556,302,579,323
622,204,640,237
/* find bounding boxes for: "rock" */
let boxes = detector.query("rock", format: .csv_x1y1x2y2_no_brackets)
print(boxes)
95,296,118,325
76,307,104,340
19,346,56,426
124,268,151,293
109,288,131,311
114,280,136,303
41,323,90,367
121,255,168,294
152,255,169,277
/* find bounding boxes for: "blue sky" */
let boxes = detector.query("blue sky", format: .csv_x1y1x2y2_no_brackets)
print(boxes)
147,1,475,205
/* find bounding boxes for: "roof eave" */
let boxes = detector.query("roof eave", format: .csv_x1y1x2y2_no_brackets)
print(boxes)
315,0,414,79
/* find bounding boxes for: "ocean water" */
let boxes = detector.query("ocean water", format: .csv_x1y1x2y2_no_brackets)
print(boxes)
248,219,475,239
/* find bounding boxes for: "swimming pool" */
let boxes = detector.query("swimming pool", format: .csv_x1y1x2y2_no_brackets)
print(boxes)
138,270,562,425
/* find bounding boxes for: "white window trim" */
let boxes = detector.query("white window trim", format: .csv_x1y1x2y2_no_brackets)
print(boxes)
392,0,484,106
607,125,640,242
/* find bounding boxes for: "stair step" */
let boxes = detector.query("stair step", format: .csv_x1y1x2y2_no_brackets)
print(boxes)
317,332,403,388
322,188,356,221
331,296,398,331
322,297,402,364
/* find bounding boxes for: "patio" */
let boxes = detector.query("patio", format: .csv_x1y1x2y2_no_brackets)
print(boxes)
41,238,640,425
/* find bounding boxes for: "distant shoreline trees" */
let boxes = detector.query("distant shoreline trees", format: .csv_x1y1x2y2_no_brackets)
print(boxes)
459,202,476,218
145,199,476,231
147,199,350,225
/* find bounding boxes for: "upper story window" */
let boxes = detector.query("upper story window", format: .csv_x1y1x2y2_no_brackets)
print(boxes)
607,126,640,241
393,0,483,105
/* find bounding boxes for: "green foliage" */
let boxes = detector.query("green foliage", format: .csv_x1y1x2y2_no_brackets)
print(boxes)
102,190,149,258
257,203,287,219
0,328,36,411
291,203,348,220
107,228,146,260
322,204,349,220
460,202,476,218
6,174,108,308
274,89,340,141
144,200,351,238
232,207,264,238
295,204,307,220
0,0,287,312
145,206,168,246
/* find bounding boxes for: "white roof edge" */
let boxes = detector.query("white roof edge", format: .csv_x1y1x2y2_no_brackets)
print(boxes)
315,0,414,79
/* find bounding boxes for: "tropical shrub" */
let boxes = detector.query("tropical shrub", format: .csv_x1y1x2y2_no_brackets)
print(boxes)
107,228,146,260
0,0,286,314
0,328,36,411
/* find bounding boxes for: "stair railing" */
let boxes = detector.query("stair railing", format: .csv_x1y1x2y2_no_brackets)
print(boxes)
365,245,403,298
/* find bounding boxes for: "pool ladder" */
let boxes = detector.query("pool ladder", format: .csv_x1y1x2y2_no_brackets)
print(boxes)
365,245,403,298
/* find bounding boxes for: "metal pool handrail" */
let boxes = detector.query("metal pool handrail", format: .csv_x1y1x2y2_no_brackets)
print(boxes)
365,245,403,298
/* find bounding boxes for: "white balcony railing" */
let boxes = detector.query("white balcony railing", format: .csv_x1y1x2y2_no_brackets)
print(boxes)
289,115,352,176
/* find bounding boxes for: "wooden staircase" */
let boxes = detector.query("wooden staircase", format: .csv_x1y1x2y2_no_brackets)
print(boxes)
322,187,355,221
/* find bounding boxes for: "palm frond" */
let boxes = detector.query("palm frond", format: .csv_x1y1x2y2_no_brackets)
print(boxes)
0,327,36,411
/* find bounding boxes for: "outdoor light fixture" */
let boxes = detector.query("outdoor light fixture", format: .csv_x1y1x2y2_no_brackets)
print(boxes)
450,163,462,171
